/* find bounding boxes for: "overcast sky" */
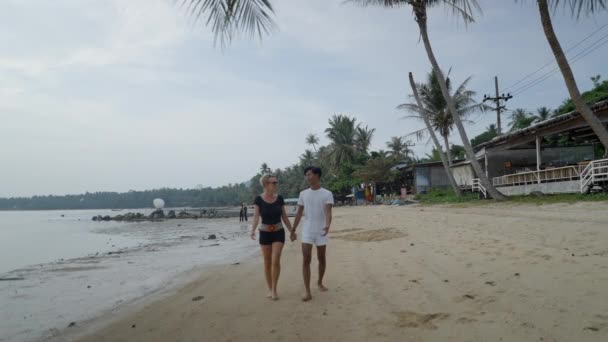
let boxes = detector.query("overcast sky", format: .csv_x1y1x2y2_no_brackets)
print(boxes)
1,0,607,197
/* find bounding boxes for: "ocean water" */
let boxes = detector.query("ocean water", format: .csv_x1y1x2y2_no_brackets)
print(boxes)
0,210,145,274
0,210,257,342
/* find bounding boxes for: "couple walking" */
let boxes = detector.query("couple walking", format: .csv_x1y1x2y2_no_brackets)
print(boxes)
250,166,333,301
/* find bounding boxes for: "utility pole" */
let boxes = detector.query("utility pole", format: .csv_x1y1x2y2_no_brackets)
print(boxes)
483,76,513,135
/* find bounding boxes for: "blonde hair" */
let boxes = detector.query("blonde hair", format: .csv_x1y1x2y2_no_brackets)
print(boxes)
259,173,277,187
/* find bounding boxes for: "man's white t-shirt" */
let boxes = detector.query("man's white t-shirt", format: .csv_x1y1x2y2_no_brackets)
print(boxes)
297,187,334,236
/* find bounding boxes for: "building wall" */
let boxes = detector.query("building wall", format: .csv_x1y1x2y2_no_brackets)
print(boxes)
415,165,451,193
496,180,580,196
451,164,475,187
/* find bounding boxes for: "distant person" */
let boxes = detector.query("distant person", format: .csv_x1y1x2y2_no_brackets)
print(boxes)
242,203,248,221
250,174,295,300
239,205,244,222
293,166,334,302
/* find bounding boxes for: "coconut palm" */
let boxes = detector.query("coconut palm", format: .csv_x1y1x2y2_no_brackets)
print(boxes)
325,114,358,166
408,72,462,195
355,125,376,154
179,0,276,46
305,133,320,152
400,69,487,166
259,162,272,174
386,136,414,162
349,0,506,200
534,107,552,123
533,0,608,153
509,108,536,131
300,149,316,167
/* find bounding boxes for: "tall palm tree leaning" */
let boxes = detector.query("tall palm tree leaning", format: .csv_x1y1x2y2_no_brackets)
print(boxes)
306,133,320,152
400,69,487,166
350,0,506,200
409,72,462,195
534,0,608,154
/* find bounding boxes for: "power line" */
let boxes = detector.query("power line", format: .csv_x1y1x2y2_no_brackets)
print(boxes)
510,33,608,96
503,23,608,92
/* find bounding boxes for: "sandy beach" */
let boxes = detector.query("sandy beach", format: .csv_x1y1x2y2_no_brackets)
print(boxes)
57,202,608,342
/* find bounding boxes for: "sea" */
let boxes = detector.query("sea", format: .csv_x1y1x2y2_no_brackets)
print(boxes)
0,209,257,342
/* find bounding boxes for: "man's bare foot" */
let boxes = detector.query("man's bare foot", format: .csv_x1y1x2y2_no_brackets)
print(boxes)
267,291,273,299
272,292,279,301
318,284,328,292
302,293,312,302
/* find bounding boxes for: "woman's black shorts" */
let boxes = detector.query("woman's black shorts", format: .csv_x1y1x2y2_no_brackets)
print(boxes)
259,229,285,245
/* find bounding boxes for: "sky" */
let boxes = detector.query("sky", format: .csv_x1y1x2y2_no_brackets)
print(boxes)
1,0,607,197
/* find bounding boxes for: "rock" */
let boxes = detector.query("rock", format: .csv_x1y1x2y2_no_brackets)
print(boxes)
113,215,124,221
177,211,192,219
61,214,65,217
150,209,165,219
167,210,176,219
177,224,182,227
485,281,497,286
514,273,520,277
207,234,217,240
68,322,76,327
92,216,98,221
102,215,111,221
410,243,415,246
87,285,91,289
192,296,204,301
530,191,545,197
132,324,136,328
231,262,240,265
444,279,449,283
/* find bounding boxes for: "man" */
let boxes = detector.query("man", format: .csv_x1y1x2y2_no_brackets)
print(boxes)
293,166,334,302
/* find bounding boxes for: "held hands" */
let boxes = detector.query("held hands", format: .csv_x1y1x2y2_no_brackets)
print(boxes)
250,230,256,240
290,230,297,242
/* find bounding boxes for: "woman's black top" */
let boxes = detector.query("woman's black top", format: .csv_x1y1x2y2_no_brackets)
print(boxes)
254,195,284,225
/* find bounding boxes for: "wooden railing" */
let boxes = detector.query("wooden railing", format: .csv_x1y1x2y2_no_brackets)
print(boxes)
492,165,585,187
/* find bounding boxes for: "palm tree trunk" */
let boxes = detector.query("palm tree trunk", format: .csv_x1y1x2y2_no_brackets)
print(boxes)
409,72,462,196
415,7,506,200
443,134,453,166
538,0,608,154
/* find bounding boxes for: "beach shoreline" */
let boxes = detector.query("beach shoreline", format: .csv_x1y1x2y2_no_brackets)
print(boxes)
55,203,608,342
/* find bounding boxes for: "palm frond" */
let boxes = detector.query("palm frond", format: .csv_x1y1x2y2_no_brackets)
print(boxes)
178,0,276,47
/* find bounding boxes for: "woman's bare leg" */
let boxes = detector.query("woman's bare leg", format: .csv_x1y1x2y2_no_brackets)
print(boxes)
261,245,272,298
270,242,284,300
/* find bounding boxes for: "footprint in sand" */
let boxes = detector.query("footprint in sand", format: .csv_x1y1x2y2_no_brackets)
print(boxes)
456,317,477,324
334,228,407,242
393,312,450,329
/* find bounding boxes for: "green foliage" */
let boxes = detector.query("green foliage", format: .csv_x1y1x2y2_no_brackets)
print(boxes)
415,188,479,204
0,184,252,210
471,124,498,148
554,79,608,116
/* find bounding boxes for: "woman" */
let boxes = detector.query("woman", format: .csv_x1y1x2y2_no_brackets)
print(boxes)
250,174,295,300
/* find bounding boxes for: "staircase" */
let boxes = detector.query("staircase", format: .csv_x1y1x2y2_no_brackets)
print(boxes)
580,158,608,193
472,178,488,199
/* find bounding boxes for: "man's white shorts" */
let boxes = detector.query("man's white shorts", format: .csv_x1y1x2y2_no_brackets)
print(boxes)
301,231,328,246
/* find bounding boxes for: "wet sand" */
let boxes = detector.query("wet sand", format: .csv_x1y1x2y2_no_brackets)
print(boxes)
60,203,608,341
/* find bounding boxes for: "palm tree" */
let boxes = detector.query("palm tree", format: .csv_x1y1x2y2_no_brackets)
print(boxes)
400,69,487,166
259,162,271,174
305,133,320,152
325,114,358,166
509,108,536,131
534,0,608,153
181,0,276,46
300,149,316,167
349,0,506,200
386,136,414,162
534,107,552,123
355,125,376,154
408,72,462,195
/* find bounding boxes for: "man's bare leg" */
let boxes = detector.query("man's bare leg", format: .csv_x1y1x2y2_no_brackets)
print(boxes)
317,245,328,291
270,242,283,300
261,245,272,298
301,243,313,301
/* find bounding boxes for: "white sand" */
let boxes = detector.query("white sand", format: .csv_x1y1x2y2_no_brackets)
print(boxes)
55,202,608,341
